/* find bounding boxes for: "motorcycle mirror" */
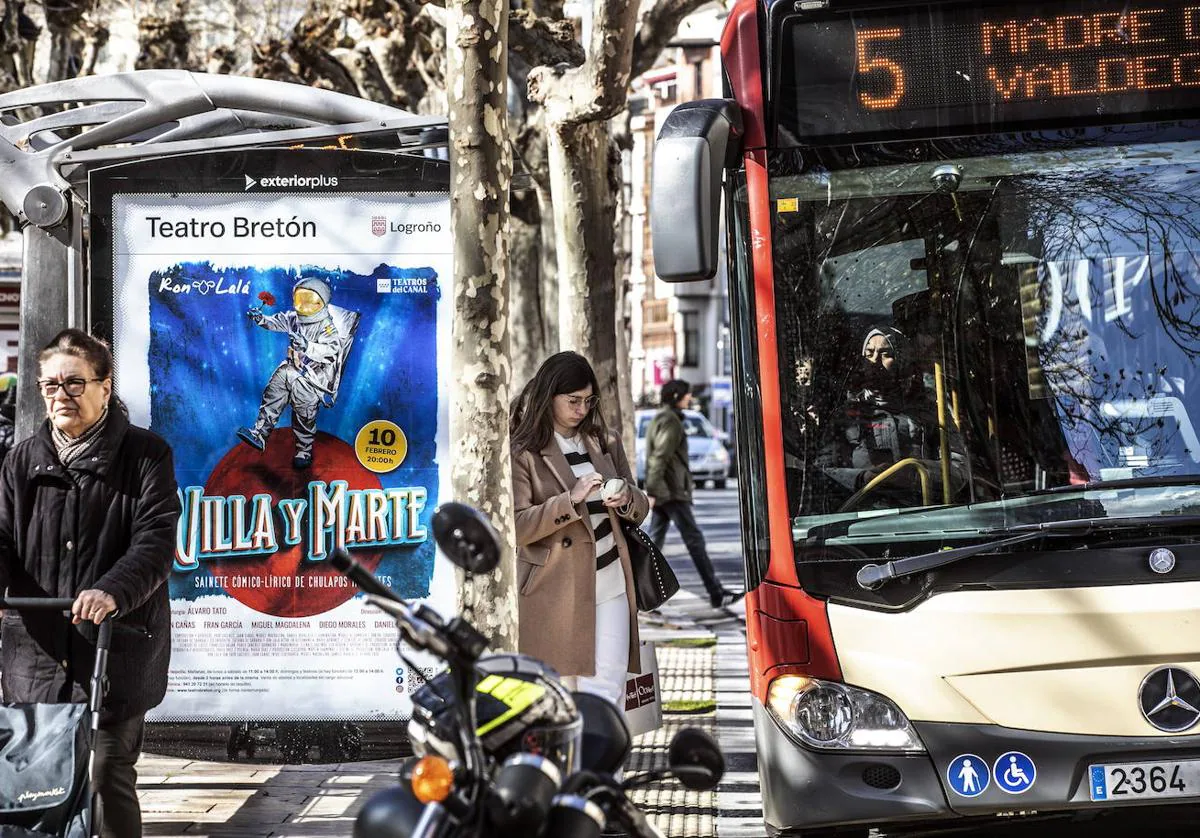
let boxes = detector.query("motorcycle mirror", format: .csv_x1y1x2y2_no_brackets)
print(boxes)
431,502,501,574
667,728,724,791
573,691,631,775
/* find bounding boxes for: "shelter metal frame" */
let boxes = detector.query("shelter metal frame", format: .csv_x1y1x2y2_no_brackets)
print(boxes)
0,71,448,437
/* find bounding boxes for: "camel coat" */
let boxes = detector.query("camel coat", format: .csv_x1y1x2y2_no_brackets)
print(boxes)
512,430,649,676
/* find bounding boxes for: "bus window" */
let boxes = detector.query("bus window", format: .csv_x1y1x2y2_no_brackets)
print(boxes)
772,142,1200,528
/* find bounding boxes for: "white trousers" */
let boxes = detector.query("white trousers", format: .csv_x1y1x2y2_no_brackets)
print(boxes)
563,562,630,708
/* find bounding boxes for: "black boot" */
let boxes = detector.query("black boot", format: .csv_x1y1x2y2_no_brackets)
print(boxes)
710,588,744,609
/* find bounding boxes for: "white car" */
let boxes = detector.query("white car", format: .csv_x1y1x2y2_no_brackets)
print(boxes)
634,408,730,489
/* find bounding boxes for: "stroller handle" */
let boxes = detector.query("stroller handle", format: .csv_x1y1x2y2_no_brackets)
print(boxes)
0,597,78,611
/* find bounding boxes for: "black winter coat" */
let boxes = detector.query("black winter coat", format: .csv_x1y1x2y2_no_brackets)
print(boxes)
0,409,180,723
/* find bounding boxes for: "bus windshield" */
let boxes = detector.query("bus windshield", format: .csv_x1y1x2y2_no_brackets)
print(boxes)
769,135,1200,543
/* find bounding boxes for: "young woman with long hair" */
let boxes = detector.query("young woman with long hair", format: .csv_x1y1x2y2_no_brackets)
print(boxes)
509,351,649,705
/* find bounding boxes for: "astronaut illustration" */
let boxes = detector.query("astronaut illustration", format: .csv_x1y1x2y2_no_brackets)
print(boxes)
236,276,361,469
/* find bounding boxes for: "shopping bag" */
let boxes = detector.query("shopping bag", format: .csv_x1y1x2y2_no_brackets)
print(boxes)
0,702,90,835
623,642,662,737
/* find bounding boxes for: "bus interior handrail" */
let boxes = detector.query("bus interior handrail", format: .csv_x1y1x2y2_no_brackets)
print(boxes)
837,458,931,513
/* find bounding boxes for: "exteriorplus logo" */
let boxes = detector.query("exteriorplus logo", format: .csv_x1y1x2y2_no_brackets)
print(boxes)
243,174,339,191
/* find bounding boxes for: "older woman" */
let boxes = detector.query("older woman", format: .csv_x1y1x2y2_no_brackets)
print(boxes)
0,328,179,837
509,351,649,706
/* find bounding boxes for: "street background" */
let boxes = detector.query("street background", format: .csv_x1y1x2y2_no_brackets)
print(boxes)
135,484,748,838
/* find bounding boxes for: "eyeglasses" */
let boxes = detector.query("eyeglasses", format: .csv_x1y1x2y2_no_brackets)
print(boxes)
37,378,104,398
560,394,600,410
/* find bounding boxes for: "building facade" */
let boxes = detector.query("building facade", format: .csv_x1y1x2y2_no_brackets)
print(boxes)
627,5,733,434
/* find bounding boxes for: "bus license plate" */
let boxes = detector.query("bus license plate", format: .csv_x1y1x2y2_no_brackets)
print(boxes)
1089,760,1200,801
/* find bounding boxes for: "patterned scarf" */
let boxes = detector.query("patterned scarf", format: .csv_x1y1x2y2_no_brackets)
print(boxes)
51,406,110,466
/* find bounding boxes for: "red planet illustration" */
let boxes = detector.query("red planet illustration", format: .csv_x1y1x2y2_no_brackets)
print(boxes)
204,429,385,617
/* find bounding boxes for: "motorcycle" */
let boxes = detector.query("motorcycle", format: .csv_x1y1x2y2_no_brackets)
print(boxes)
332,501,724,838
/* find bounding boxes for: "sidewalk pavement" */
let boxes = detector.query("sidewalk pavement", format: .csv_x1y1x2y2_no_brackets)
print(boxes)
139,587,744,838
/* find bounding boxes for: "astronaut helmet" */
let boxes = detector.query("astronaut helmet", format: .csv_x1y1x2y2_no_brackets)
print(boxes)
293,276,332,323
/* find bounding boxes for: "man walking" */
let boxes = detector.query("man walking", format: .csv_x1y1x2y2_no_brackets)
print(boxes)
644,379,742,608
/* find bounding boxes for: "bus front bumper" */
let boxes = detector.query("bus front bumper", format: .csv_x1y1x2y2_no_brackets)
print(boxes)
755,702,1200,835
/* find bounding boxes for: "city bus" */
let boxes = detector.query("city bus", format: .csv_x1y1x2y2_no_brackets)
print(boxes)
650,0,1200,834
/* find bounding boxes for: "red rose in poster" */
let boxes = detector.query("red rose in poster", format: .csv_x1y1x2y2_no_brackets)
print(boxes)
204,429,385,617
258,290,276,306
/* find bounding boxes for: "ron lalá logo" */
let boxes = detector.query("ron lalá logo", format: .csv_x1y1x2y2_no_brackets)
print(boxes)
19,786,66,804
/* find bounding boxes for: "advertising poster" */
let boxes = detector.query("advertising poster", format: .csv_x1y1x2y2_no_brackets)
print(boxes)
94,152,452,721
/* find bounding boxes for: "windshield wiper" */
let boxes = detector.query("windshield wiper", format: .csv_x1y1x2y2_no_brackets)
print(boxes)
855,514,1200,590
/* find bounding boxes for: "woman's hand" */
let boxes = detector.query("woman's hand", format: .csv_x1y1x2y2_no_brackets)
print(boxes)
570,472,603,504
72,589,118,625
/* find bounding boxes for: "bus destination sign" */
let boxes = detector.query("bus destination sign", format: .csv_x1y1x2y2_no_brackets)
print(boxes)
777,1,1200,142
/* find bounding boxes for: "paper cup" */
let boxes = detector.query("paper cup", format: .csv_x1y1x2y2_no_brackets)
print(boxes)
601,478,626,501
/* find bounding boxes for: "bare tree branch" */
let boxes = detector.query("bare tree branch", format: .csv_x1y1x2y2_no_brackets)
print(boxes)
631,0,713,79
509,8,581,74
328,43,395,104
527,0,640,126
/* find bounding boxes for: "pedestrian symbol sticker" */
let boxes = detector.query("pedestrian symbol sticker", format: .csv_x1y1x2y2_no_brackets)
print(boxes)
947,754,988,797
993,751,1036,794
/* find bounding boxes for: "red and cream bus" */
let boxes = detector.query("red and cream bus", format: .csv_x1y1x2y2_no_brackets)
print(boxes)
650,1,1200,834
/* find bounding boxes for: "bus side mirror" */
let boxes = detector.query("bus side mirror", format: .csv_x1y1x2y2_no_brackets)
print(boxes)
650,99,743,282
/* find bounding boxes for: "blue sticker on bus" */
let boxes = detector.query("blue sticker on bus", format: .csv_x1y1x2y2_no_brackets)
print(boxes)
947,754,989,797
994,752,1037,794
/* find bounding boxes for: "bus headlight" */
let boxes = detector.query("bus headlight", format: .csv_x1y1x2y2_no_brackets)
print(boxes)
766,675,925,752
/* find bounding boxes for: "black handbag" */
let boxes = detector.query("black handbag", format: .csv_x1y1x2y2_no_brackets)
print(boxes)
621,521,680,611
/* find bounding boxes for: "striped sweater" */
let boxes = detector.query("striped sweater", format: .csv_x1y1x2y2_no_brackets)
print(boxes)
554,432,618,569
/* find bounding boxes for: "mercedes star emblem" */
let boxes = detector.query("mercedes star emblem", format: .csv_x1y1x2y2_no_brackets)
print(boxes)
1140,667,1200,732
1148,548,1177,575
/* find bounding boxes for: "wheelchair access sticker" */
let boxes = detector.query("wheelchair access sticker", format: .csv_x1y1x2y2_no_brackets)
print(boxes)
947,754,989,797
993,751,1037,794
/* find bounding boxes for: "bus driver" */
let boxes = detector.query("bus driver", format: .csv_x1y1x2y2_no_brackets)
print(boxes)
824,326,959,508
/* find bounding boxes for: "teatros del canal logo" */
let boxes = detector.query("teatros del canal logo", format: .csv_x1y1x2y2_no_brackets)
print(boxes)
1140,666,1200,732
243,174,339,191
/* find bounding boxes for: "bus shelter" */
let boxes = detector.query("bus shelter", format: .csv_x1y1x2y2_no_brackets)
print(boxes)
0,71,456,755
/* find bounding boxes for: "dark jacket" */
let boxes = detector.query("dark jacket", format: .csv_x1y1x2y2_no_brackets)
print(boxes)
0,409,180,723
644,407,693,504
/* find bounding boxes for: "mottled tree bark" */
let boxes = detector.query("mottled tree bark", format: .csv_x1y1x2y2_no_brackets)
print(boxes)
446,0,516,650
509,184,546,392
136,11,192,71
528,0,642,434
509,112,557,391
41,0,94,82
0,1,38,92
544,120,623,427
612,114,635,458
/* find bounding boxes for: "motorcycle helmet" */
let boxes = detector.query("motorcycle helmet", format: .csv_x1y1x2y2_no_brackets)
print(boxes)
409,653,582,775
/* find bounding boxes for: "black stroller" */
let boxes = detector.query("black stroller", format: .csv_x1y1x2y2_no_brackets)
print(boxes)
0,598,113,838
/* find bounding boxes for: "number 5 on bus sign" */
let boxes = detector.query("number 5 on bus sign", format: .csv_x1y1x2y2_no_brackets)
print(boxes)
856,28,906,109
